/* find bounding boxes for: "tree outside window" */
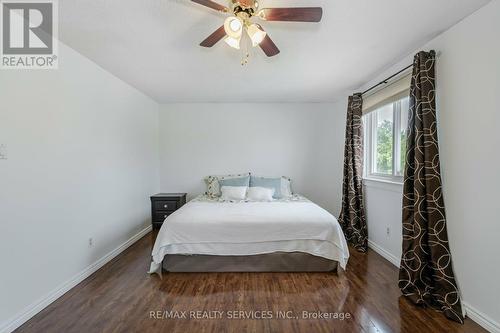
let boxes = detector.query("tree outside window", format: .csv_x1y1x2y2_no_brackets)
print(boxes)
364,96,409,182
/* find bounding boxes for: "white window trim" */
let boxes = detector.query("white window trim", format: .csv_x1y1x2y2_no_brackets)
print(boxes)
394,99,403,177
363,98,407,185
363,178,403,192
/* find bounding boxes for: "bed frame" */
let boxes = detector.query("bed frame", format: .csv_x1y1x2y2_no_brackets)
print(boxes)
162,252,338,273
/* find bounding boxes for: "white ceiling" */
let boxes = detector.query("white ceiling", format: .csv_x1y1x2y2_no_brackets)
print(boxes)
59,0,490,103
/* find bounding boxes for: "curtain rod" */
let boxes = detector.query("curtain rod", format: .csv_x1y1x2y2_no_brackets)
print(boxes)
361,63,413,96
361,50,437,96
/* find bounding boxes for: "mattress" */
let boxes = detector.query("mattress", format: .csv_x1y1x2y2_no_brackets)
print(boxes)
149,195,350,273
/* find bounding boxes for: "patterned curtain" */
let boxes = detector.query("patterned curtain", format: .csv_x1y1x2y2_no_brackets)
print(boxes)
399,50,464,323
338,93,368,252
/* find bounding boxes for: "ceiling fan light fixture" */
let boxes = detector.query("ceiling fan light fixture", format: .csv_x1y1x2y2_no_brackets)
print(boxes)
224,36,241,49
224,16,243,38
193,0,323,58
247,23,267,47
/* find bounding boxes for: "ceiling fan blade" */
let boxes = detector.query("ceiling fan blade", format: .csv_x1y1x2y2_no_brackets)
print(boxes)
200,25,226,47
258,7,323,22
191,0,229,13
256,25,280,57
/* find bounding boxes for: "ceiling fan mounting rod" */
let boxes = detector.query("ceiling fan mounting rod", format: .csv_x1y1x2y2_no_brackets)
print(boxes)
234,6,254,17
231,0,258,17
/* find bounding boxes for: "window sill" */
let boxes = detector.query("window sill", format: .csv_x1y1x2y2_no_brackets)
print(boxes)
363,177,403,193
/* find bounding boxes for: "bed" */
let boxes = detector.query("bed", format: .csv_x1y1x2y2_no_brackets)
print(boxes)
149,195,349,274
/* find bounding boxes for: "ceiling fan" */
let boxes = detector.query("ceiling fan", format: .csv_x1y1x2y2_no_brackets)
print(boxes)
192,0,323,57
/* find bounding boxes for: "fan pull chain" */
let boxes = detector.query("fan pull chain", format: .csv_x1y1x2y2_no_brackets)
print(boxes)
241,52,250,66
240,31,250,66
240,46,249,66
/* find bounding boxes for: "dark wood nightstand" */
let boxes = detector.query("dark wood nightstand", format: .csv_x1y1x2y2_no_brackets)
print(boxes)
150,193,187,229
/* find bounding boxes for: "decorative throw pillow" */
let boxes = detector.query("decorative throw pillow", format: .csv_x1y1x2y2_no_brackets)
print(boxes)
249,176,283,199
247,187,275,201
204,173,250,198
249,176,293,199
219,175,250,191
281,176,293,197
220,186,248,201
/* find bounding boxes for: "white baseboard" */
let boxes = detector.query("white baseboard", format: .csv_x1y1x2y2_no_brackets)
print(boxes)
0,225,152,333
367,240,499,333
3,229,498,333
464,302,500,333
367,239,400,267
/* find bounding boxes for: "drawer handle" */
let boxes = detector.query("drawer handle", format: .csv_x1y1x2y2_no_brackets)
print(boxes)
164,214,168,218
163,204,168,208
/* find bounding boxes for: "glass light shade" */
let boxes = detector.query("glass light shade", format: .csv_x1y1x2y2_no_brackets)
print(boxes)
224,17,243,39
230,19,242,32
247,24,267,47
224,36,241,50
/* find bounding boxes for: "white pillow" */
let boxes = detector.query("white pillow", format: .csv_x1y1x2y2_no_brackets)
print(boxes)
204,173,250,198
220,186,248,201
247,187,275,201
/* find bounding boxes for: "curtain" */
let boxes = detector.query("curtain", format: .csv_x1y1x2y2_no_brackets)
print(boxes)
338,93,368,252
399,50,464,323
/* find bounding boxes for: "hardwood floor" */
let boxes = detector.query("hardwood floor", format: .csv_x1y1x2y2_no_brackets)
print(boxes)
15,232,485,333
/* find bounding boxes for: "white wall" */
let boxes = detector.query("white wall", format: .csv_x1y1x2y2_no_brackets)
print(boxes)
158,103,346,215
363,181,403,266
358,0,500,330
1,0,498,331
0,43,159,331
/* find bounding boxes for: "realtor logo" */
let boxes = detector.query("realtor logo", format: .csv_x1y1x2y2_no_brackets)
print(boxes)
1,0,58,69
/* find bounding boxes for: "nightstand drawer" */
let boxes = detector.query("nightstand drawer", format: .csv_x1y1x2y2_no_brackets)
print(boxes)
154,200,178,211
154,211,174,222
150,193,187,229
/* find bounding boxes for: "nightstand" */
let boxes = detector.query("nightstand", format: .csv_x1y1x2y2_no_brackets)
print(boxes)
150,193,187,229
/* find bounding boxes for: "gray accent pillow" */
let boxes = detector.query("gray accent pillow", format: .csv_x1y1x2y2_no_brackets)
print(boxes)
204,173,250,198
219,176,250,192
250,176,282,199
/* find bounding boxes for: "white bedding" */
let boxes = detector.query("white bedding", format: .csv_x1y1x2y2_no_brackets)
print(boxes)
149,196,350,273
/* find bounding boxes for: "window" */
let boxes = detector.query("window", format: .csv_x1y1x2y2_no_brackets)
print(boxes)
363,96,409,183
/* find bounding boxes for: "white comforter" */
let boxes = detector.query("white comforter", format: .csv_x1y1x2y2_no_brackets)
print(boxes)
149,197,350,273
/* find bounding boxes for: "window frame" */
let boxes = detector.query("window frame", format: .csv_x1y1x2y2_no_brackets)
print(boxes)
363,97,408,184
